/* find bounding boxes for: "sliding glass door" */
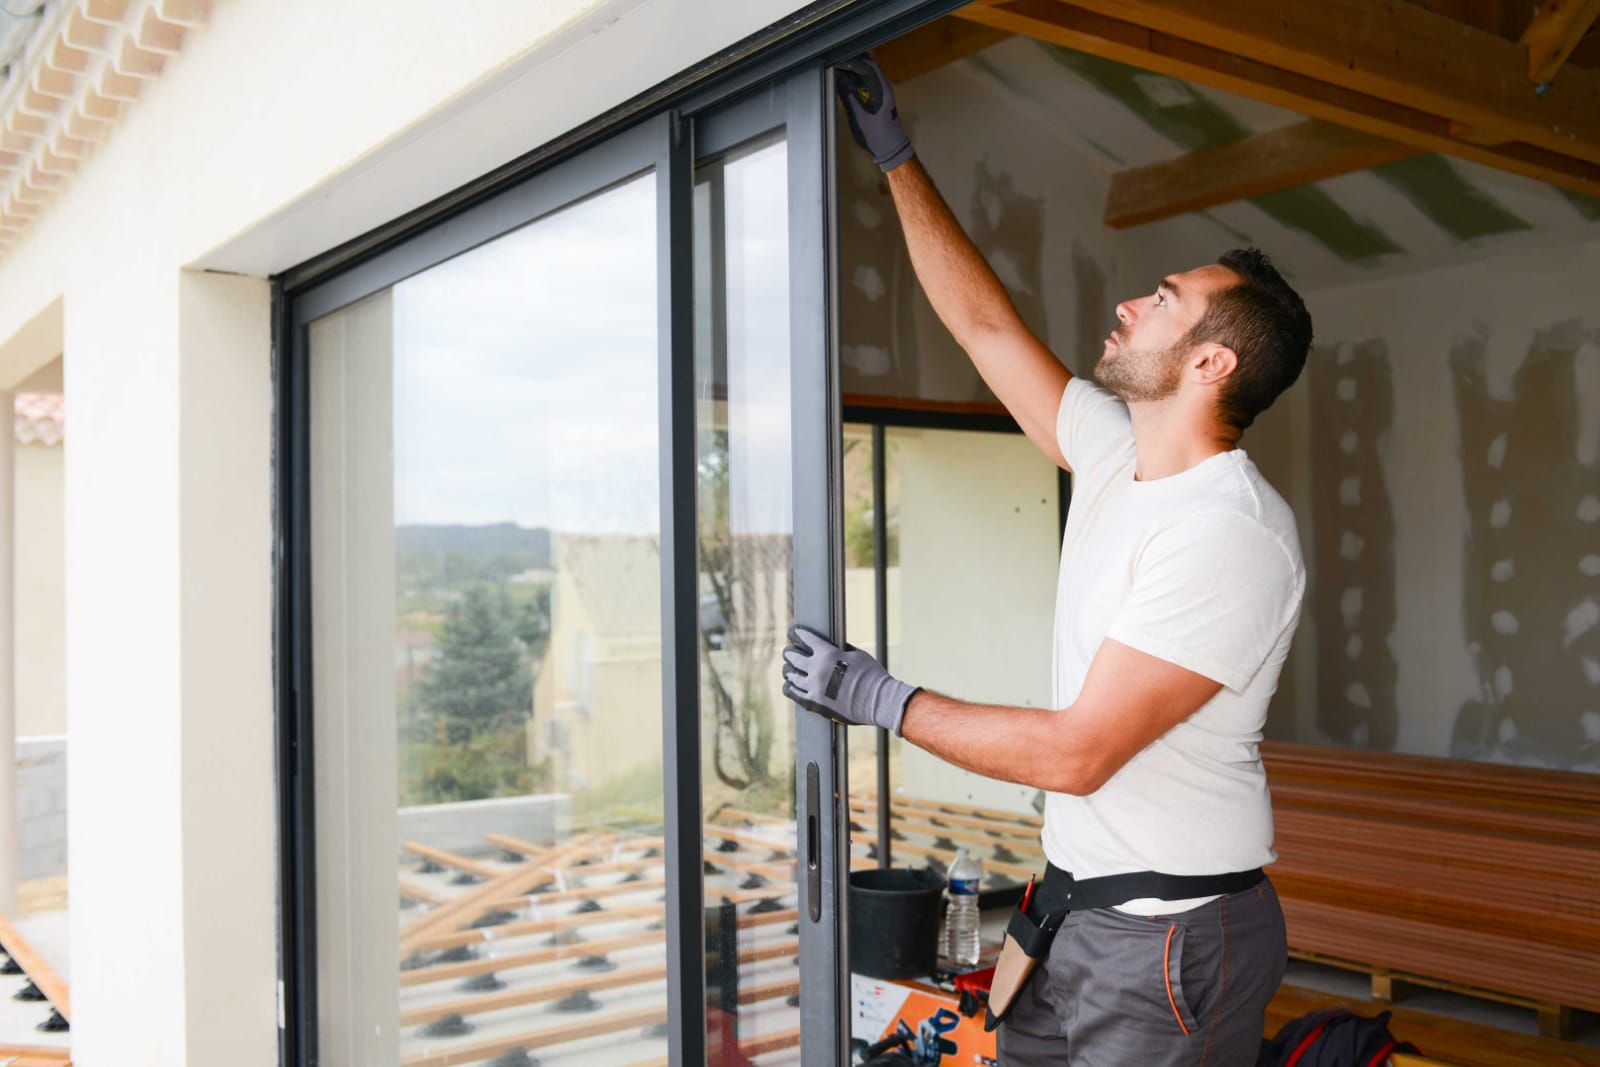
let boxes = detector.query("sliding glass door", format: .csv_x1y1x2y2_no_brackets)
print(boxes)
690,67,847,1067
281,65,846,1067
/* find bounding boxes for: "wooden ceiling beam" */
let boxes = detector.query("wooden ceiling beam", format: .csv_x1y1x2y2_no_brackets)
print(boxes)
1053,0,1600,166
1104,120,1422,228
1521,0,1600,83
875,15,1011,82
952,1,1600,198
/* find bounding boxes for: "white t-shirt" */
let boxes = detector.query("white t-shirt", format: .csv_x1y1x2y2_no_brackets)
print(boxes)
1043,378,1305,914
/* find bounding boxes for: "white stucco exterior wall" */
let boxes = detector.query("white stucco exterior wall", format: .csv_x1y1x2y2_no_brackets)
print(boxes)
16,436,64,739
0,0,816,1062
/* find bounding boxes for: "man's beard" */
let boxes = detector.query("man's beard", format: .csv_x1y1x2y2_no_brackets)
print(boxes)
1093,337,1186,403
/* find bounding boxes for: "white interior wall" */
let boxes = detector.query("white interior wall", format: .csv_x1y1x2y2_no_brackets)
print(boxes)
893,430,1059,816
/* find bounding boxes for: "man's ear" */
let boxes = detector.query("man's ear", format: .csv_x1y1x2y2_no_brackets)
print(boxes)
1192,343,1238,386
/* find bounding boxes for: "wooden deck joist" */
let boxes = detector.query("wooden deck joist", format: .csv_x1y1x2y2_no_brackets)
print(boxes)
401,938,798,1027
400,835,637,956
623,1024,802,1067
412,884,797,955
0,1046,71,1066
400,906,798,989
877,792,1043,828
848,796,1042,842
400,962,801,1066
402,843,502,880
0,914,69,1024
848,799,1046,851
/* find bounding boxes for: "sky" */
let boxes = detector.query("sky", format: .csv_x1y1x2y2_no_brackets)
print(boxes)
391,171,662,535
368,140,794,538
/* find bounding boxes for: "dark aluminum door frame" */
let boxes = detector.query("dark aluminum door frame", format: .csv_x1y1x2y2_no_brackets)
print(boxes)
689,63,850,1065
786,64,852,1067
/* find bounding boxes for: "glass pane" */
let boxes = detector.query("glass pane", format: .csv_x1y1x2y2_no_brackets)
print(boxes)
845,427,1057,900
693,134,802,1066
310,172,678,1066
841,425,896,872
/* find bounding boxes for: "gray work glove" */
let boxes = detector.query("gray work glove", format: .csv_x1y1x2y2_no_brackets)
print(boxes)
835,54,915,172
781,625,920,735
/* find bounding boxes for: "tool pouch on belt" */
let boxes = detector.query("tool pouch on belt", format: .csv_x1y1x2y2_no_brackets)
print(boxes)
982,864,1266,1032
982,895,1062,1032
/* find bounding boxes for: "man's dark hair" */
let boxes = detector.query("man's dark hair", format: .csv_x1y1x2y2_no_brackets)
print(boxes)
1182,248,1312,432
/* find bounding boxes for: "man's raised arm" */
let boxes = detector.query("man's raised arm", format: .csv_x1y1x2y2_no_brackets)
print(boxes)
837,55,1073,471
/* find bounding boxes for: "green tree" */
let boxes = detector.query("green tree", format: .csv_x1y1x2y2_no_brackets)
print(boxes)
407,723,534,805
515,585,552,689
416,583,533,746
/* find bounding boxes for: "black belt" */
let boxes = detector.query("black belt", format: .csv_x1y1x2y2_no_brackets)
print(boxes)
1006,863,1265,957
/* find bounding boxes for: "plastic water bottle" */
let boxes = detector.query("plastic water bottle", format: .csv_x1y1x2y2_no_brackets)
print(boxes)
942,848,983,968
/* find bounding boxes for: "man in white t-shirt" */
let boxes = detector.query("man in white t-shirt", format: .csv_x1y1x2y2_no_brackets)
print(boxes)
781,57,1312,1065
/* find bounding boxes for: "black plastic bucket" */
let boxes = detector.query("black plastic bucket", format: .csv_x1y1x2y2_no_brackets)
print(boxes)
847,866,946,979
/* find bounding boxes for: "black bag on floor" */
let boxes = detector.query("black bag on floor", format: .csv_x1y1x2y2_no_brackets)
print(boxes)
1257,1007,1420,1067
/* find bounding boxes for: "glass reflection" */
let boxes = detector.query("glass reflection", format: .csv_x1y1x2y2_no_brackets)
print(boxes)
694,136,803,1066
311,171,681,1066
843,427,1057,897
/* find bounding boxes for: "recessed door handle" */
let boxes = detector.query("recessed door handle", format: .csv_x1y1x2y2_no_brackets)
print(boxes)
805,760,821,923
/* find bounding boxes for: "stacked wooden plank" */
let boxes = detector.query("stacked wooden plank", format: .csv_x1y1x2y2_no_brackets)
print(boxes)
1262,741,1600,1039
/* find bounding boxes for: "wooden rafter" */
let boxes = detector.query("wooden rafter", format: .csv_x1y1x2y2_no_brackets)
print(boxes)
952,1,1600,198
1522,0,1600,83
1059,0,1600,164
875,14,1011,82
1104,120,1421,228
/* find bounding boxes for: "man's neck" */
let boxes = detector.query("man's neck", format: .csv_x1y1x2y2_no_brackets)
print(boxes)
1127,400,1237,481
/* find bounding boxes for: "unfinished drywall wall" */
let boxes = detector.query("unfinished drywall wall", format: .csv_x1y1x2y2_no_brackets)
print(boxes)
837,52,1138,398
1308,339,1400,750
1450,320,1600,767
1297,240,1600,771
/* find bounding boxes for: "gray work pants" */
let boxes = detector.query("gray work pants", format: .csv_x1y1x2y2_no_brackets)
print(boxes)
997,877,1287,1066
